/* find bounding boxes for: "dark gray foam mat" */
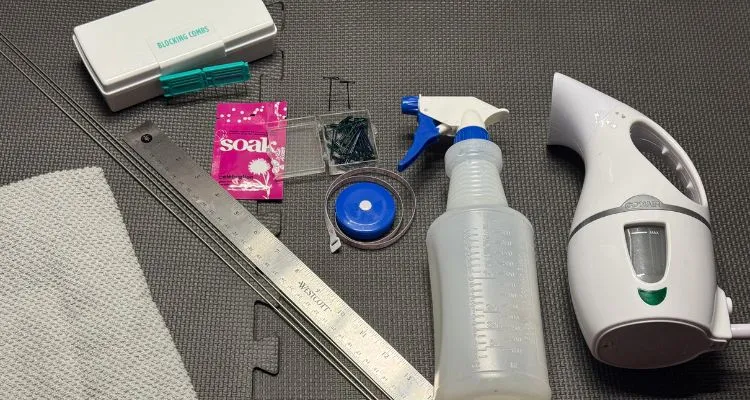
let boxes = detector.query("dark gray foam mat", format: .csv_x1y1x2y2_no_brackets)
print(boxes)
2,1,750,399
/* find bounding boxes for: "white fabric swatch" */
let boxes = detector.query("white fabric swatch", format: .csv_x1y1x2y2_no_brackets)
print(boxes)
0,167,197,399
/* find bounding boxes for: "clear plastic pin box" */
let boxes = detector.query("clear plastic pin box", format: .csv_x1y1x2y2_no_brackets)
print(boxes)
267,110,378,179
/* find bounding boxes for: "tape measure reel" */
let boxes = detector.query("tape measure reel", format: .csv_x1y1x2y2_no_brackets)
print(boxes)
325,168,416,252
335,182,397,241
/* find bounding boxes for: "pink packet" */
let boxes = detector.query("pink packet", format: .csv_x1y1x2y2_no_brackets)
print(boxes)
211,101,287,200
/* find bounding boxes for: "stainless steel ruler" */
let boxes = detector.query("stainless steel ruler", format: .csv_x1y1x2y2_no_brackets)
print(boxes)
125,122,433,400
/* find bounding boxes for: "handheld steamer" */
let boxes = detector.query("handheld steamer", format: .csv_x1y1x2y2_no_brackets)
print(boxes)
549,73,750,369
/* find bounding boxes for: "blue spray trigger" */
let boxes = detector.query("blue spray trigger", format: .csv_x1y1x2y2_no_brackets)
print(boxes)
398,112,440,172
401,95,420,115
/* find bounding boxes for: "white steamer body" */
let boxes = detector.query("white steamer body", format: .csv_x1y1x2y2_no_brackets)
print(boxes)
549,73,732,369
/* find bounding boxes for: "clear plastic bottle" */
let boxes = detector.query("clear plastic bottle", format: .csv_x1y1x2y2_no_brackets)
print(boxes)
427,137,551,400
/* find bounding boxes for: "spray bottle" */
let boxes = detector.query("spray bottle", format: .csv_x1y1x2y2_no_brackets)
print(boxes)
400,96,552,400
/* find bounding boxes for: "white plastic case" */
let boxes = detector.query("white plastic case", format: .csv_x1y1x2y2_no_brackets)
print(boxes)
73,0,277,111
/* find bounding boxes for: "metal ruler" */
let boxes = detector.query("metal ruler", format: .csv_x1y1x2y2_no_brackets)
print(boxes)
124,123,433,400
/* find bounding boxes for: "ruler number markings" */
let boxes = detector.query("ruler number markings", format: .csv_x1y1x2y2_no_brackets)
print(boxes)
125,125,433,400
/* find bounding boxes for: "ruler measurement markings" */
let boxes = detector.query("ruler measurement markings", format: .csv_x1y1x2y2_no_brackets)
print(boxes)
125,127,433,400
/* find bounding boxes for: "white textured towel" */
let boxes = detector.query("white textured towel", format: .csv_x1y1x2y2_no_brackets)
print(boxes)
0,168,197,399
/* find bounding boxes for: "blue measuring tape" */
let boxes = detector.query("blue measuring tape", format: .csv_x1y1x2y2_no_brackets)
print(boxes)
324,168,416,252
335,182,397,241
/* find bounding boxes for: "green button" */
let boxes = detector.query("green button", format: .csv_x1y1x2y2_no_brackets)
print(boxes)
638,287,667,306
